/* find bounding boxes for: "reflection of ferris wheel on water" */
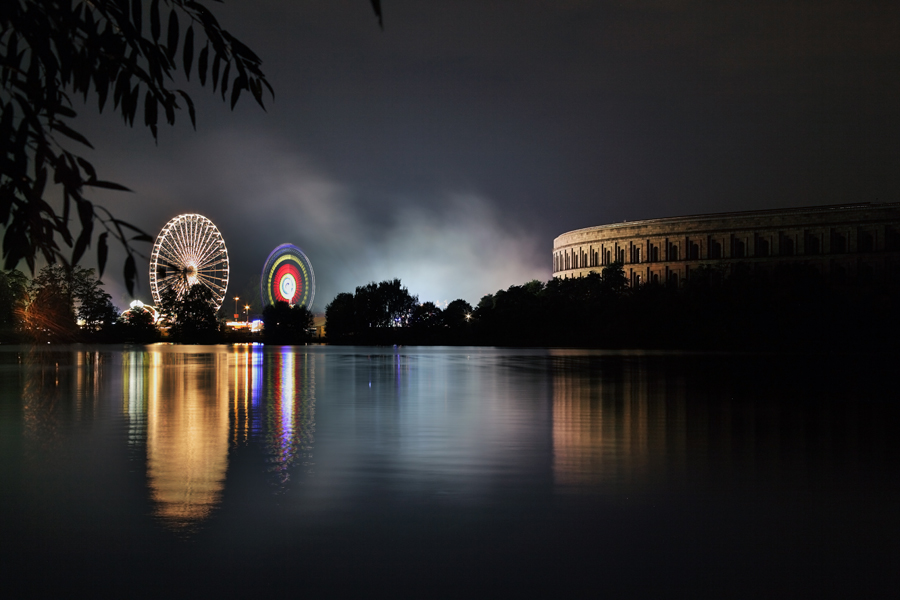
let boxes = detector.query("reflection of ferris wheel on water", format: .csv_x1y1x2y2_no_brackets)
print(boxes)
149,214,230,310
261,244,315,310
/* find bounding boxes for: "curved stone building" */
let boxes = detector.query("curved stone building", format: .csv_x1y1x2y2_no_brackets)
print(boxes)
553,203,900,286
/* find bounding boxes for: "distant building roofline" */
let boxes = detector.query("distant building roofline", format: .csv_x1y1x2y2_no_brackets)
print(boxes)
555,202,900,242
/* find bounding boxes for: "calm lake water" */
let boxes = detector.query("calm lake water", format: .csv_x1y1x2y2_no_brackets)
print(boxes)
1,344,897,598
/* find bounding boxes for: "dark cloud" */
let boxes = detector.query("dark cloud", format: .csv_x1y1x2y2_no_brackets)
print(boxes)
60,1,898,309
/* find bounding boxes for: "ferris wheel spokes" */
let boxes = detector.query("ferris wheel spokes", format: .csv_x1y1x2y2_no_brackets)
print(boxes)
149,213,230,310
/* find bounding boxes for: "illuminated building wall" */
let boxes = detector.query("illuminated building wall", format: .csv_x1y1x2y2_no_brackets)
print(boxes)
552,203,900,286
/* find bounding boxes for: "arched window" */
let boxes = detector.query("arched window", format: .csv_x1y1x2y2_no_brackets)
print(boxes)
831,230,846,253
886,226,900,251
805,233,820,255
780,237,794,256
858,231,874,253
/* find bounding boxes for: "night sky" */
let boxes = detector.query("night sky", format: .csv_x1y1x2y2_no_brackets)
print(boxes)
74,1,900,311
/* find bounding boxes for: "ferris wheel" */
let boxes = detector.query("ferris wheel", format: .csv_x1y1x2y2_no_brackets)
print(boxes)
149,214,229,310
260,243,316,310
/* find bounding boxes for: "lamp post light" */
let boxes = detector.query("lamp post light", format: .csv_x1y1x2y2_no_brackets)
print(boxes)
244,305,250,324
233,296,239,321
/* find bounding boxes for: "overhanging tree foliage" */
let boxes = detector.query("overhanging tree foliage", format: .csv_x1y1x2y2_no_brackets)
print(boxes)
0,0,278,293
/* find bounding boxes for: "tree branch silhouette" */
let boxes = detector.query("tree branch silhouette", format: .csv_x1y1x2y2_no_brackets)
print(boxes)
3,1,383,295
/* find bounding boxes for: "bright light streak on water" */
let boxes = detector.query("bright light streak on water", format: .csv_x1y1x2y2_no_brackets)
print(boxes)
280,349,295,452
124,351,146,447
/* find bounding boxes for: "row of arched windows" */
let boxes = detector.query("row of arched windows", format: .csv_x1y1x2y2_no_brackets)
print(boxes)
554,225,898,273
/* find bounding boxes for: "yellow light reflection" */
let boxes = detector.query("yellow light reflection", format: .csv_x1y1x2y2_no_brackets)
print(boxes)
552,356,680,492
144,349,230,528
229,344,258,445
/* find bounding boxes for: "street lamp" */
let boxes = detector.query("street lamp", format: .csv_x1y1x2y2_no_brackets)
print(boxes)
233,296,239,320
244,305,250,323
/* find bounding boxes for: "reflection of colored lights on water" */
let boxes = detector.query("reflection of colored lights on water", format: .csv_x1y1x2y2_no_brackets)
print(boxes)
280,350,295,454
252,345,263,408
232,345,251,445
230,344,266,443
266,349,297,483
263,349,316,488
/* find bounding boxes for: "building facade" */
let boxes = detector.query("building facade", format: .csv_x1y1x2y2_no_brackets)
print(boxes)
552,203,900,286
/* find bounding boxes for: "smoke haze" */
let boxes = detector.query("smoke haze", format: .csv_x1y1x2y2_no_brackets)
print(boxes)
100,130,547,312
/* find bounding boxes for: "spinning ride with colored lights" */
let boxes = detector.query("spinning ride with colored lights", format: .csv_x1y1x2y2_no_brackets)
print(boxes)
149,214,230,310
260,244,315,310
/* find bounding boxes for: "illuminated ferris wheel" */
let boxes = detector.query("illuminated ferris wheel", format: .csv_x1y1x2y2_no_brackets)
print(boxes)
260,243,315,310
149,214,230,310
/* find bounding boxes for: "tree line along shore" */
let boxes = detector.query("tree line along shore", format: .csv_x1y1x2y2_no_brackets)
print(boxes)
325,264,899,351
3,262,897,352
0,264,314,345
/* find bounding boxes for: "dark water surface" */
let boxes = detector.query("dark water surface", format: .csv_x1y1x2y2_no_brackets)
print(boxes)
1,345,897,598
